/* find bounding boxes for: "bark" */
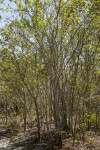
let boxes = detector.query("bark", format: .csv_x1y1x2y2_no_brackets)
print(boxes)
23,93,26,132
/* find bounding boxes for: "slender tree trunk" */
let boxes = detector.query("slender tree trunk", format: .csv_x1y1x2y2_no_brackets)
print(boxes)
23,92,26,132
34,99,40,141
5,95,8,124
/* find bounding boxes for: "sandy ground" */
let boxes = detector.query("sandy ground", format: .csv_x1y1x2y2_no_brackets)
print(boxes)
0,136,26,150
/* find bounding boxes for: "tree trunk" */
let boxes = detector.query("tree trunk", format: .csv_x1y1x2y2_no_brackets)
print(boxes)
23,93,26,132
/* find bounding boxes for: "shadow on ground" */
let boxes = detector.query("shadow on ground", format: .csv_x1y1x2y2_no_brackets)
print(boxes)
0,130,67,150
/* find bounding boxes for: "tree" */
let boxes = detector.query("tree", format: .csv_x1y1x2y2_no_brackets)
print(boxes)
0,0,100,146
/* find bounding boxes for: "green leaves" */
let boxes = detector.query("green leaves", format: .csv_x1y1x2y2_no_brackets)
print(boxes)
0,0,99,137
0,0,4,4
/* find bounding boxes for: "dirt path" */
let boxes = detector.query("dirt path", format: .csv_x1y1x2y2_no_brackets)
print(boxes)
0,117,25,150
0,136,25,150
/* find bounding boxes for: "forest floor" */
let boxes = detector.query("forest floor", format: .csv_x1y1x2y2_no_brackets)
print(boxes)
59,132,100,150
0,119,100,150
0,128,100,150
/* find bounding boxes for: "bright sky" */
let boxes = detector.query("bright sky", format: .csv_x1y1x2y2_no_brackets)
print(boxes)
0,0,16,28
